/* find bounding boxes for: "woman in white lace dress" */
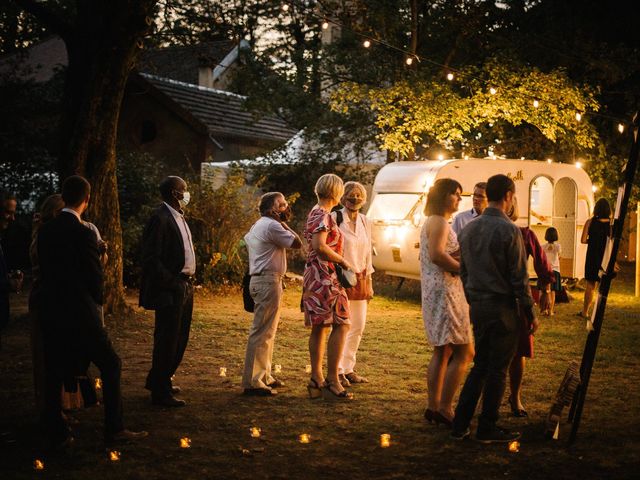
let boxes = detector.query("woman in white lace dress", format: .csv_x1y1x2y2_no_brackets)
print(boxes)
420,178,474,426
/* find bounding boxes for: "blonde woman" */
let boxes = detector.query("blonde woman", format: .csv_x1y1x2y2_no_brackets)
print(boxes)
334,181,374,386
302,174,355,400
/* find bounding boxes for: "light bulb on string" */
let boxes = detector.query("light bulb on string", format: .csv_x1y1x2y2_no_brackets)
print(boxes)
363,39,371,48
489,87,497,95
281,4,289,11
547,158,553,164
405,56,413,66
575,112,582,121
618,123,625,133
533,99,540,108
322,21,329,30
575,161,583,169
446,72,454,81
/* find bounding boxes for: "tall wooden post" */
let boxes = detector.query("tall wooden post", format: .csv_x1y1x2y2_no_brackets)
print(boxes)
568,112,639,444
636,202,640,297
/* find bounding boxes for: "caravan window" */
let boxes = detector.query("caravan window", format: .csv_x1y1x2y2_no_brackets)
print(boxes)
368,193,424,221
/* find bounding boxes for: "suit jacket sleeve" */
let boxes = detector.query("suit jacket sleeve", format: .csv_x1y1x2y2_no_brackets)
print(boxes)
78,223,104,305
141,212,180,290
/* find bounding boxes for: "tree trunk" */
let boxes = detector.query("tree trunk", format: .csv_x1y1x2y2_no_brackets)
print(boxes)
16,0,157,315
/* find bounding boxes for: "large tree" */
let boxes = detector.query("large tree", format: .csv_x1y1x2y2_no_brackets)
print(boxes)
14,0,158,312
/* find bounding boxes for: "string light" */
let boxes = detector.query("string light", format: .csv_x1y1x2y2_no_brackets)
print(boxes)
592,185,598,192
281,4,289,11
299,1,630,130
575,161,583,169
547,158,553,163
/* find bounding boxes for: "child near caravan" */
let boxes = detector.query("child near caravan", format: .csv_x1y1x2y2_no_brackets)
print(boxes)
542,227,562,316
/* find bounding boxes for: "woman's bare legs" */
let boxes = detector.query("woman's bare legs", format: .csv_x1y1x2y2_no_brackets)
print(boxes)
582,280,597,317
427,345,452,412
549,291,556,315
439,343,475,420
309,325,330,386
509,356,526,411
326,324,350,393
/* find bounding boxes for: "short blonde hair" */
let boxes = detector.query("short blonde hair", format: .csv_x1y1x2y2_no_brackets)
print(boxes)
343,181,367,201
314,174,344,201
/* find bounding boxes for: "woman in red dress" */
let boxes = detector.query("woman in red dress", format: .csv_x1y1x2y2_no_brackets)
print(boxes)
302,174,355,400
507,197,553,417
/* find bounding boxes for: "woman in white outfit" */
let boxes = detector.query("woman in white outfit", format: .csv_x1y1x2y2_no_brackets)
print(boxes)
334,182,374,386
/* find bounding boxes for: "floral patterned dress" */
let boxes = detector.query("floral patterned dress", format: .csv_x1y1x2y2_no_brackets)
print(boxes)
302,206,350,326
420,219,472,346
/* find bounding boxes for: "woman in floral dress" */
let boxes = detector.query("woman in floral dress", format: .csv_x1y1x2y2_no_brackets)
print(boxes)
420,178,474,425
302,174,355,400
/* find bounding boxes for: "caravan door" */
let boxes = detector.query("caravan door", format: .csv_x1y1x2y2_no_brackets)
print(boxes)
553,177,578,277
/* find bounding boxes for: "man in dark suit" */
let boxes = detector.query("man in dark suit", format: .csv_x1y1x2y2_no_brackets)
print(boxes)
38,176,147,447
140,176,195,407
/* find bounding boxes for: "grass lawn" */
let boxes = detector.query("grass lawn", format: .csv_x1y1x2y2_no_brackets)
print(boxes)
1,263,639,479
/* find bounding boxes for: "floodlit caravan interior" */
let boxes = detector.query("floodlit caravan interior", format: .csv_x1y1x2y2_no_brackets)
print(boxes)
368,159,595,281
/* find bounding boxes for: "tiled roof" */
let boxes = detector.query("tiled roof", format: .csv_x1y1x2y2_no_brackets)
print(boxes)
137,40,236,85
141,73,296,143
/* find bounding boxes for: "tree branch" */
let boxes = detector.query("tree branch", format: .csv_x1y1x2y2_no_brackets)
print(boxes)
13,0,74,39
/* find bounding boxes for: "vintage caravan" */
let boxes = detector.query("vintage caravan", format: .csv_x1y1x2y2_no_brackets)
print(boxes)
367,159,595,281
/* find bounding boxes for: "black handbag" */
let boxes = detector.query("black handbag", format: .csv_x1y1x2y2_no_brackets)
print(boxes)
242,272,255,313
335,264,357,289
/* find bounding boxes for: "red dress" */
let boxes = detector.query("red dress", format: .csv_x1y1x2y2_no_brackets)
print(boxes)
302,206,350,326
516,227,553,358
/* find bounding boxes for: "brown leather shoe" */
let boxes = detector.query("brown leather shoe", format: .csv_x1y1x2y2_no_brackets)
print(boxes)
171,385,182,394
152,395,186,407
106,429,149,444
267,378,285,388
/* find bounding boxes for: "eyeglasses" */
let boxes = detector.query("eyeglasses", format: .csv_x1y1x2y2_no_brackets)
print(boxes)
472,194,487,199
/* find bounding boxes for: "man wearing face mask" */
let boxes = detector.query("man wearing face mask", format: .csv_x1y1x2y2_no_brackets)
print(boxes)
140,176,195,407
241,192,301,396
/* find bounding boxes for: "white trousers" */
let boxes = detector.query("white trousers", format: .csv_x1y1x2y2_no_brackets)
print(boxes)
241,274,282,389
339,299,368,374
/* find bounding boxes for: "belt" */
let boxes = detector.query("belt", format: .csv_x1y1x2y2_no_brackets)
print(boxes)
251,271,282,277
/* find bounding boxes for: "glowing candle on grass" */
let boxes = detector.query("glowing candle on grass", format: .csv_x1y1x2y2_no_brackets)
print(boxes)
299,434,311,444
380,434,391,448
109,450,121,461
508,441,520,453
250,427,261,438
180,437,191,448
219,367,227,377
33,459,44,470
274,364,282,374
305,365,312,374
95,378,102,389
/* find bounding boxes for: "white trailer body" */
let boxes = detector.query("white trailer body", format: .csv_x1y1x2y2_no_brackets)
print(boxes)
367,159,595,280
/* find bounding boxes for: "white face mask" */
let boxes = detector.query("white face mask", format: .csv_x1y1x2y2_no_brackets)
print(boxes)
177,191,190,209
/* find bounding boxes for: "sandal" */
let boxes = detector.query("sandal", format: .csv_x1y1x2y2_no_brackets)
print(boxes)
322,381,354,401
307,378,322,399
508,396,528,418
345,372,369,384
338,374,351,388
